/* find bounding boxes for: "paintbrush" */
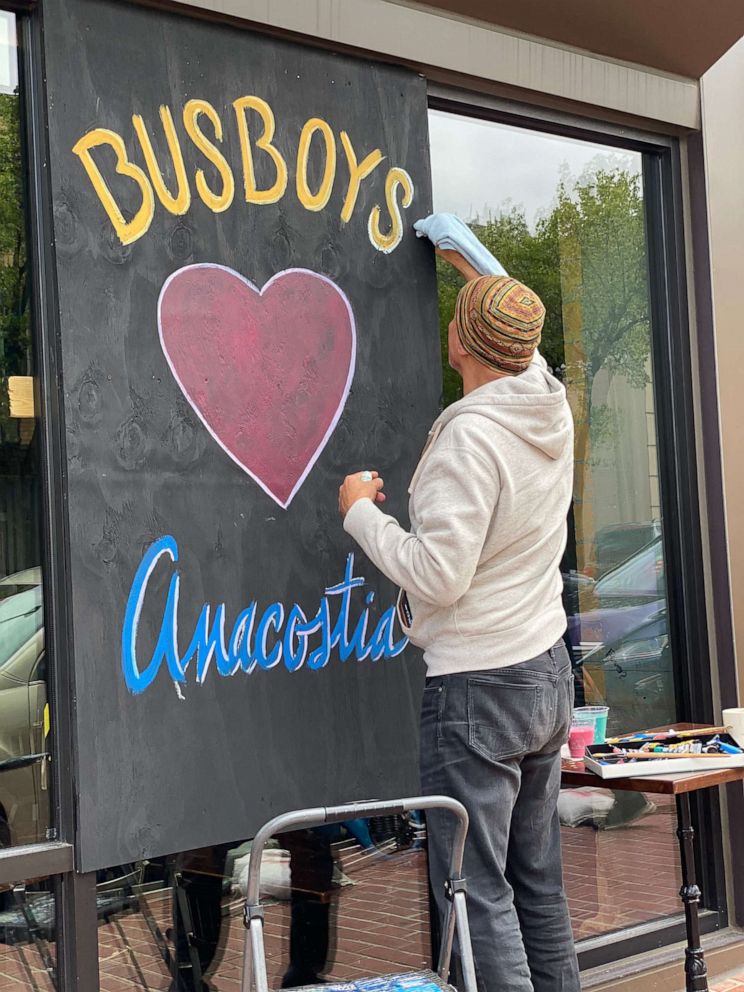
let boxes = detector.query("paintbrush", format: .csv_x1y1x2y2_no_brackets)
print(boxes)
605,726,731,745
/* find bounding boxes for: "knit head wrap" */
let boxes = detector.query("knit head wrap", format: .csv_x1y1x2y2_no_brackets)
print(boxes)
454,275,545,375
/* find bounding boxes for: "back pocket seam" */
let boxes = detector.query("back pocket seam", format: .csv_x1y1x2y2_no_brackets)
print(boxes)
423,683,447,748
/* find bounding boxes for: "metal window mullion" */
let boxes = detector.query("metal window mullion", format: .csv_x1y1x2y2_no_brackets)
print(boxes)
0,842,72,886
426,83,679,154
642,145,728,922
18,8,100,992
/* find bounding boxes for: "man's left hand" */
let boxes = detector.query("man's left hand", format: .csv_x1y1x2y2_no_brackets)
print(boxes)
338,471,386,518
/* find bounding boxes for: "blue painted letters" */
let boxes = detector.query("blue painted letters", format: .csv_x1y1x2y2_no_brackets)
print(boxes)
121,536,408,694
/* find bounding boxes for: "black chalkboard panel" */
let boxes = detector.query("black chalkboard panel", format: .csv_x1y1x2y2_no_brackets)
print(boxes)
42,0,440,869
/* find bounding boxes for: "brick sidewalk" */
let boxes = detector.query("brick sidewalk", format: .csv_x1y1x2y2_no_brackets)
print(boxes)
712,976,744,991
2,799,742,990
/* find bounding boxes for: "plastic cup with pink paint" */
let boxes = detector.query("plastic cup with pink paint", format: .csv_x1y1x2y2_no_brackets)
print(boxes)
573,705,610,744
568,711,596,759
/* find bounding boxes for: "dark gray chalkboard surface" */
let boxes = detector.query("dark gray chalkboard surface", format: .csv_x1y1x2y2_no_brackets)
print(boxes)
42,0,440,871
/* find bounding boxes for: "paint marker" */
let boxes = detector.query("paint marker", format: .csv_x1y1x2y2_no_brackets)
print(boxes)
705,735,743,755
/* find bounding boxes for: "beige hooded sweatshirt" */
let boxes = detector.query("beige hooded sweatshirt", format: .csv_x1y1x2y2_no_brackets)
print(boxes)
343,354,574,676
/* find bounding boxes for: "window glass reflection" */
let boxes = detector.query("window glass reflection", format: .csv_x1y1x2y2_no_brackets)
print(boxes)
429,108,680,938
0,874,56,991
0,9,52,851
96,819,431,990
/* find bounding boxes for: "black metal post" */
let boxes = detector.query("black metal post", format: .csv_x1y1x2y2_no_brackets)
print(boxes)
676,793,708,991
57,872,100,992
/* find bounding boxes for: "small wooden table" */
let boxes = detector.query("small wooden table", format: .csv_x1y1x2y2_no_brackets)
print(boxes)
561,756,744,991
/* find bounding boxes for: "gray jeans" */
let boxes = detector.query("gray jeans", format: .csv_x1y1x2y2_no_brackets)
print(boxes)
420,643,580,992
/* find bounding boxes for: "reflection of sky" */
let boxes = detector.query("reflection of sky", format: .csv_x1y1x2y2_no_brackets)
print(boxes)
428,109,642,228
0,12,16,96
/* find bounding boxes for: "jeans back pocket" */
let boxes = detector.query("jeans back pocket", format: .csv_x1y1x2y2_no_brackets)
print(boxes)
467,678,540,762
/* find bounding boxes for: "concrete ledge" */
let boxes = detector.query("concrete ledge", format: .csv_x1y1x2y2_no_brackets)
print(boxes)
582,927,744,992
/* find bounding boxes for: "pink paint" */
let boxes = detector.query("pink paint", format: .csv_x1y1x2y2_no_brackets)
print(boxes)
568,725,595,759
158,263,356,508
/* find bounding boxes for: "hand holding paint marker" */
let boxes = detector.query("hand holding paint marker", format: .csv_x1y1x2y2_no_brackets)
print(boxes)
338,470,386,518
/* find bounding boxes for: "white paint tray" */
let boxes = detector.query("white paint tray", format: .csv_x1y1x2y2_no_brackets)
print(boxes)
583,733,744,778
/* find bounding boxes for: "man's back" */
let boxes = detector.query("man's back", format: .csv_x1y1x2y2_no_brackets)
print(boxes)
363,353,573,676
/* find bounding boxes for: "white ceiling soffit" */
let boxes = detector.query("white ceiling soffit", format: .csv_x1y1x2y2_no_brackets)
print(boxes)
170,0,700,130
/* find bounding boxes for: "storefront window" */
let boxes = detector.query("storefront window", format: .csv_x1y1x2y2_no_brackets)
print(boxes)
0,10,52,851
95,820,430,988
0,874,56,990
429,108,679,939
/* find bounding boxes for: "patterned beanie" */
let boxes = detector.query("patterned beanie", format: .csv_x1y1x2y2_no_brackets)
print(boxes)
454,275,545,375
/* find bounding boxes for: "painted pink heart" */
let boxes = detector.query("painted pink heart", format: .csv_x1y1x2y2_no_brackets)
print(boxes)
158,264,356,507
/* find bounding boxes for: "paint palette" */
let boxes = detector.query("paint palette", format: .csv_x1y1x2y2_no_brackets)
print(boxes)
584,733,744,778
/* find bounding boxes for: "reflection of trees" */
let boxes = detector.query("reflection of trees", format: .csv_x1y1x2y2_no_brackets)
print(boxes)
0,90,35,578
0,91,29,440
436,166,650,572
555,170,650,568
0,93,28,382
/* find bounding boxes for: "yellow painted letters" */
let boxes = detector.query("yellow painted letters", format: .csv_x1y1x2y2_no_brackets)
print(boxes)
233,96,288,205
340,131,384,224
73,95,415,253
296,117,336,212
72,128,155,246
368,167,414,253
132,106,191,216
182,99,235,213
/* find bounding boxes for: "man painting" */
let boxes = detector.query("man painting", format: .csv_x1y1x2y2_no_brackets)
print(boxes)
338,216,580,992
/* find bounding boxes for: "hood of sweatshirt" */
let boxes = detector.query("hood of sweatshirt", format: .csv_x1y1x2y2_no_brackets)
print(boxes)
432,357,572,461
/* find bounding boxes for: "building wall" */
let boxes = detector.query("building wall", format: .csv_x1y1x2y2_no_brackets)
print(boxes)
175,0,700,128
701,39,744,698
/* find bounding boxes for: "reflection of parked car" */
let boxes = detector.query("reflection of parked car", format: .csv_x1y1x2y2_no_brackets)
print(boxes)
594,536,665,608
580,606,675,736
0,568,47,847
590,521,662,580
566,538,665,662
